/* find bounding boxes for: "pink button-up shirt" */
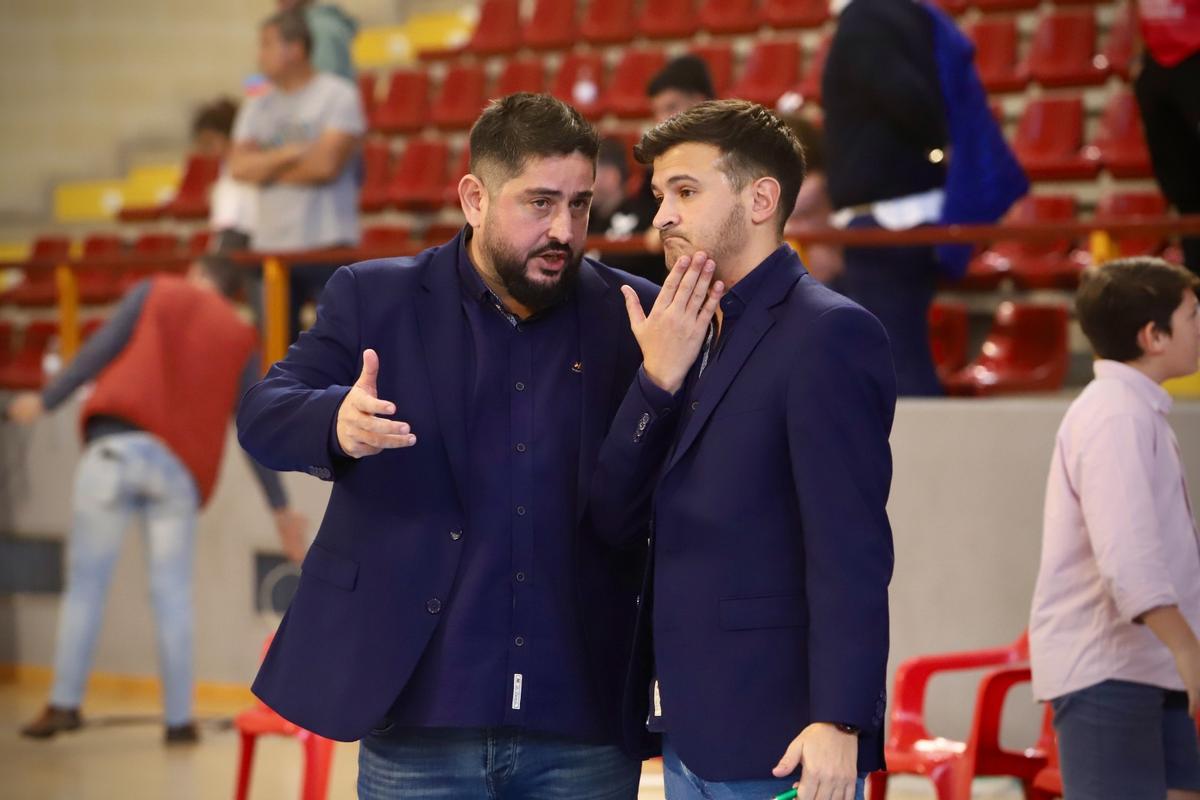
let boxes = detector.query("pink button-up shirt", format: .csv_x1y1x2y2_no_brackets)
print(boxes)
1030,360,1200,700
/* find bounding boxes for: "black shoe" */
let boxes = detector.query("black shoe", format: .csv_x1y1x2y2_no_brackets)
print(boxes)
164,721,200,744
21,706,82,739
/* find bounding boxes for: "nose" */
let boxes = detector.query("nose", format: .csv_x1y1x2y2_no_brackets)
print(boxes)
547,205,574,246
653,196,678,232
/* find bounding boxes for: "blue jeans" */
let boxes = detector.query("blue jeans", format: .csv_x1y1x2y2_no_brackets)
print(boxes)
49,434,199,725
663,739,866,800
357,726,640,799
1051,679,1200,799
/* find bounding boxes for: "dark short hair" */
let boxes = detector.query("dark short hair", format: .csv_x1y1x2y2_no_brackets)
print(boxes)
192,97,239,139
635,99,806,235
195,254,244,299
262,9,312,57
782,115,825,173
598,137,630,183
468,93,599,188
646,55,716,100
1076,256,1200,362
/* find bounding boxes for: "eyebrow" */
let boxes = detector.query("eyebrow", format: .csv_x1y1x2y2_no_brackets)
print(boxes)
651,174,703,193
520,188,594,200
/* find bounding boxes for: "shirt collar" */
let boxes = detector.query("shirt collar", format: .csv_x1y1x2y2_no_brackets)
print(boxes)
456,226,492,302
720,243,792,317
1093,359,1173,416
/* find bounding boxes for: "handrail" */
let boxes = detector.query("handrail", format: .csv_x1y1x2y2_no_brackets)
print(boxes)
4,214,1199,366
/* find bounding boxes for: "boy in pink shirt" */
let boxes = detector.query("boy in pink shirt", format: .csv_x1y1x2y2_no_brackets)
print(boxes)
1030,256,1200,800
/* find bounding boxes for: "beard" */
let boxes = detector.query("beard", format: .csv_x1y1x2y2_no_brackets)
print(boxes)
482,232,583,313
661,201,750,272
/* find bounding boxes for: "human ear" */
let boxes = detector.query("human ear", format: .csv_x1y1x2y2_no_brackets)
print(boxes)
1135,319,1167,357
458,174,488,229
748,176,782,227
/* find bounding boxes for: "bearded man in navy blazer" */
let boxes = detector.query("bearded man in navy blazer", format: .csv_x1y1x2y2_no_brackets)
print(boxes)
591,100,898,800
236,93,725,798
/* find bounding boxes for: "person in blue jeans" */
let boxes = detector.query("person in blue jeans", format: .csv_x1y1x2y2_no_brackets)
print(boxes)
6,255,305,743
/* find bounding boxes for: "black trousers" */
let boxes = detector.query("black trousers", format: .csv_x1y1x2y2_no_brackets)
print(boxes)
1135,51,1200,276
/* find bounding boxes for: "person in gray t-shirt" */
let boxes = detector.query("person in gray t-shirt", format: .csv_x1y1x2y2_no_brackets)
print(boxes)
230,8,365,336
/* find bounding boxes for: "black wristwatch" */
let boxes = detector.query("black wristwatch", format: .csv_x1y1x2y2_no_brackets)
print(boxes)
833,723,861,736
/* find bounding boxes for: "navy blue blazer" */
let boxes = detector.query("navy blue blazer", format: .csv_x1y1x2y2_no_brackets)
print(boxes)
592,247,897,780
237,232,658,743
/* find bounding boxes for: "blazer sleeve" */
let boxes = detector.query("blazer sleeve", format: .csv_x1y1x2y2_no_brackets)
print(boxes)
787,305,897,732
237,265,361,479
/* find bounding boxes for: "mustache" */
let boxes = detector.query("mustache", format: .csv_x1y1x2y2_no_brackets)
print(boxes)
531,244,572,257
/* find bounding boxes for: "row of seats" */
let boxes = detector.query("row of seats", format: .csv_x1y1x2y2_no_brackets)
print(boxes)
0,319,103,390
931,302,1070,396
1,231,206,307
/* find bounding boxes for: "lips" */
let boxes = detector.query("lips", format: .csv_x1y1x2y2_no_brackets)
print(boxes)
532,250,568,273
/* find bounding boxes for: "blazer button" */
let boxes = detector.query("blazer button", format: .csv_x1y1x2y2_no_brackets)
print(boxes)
449,529,463,541
426,598,442,614
690,400,700,411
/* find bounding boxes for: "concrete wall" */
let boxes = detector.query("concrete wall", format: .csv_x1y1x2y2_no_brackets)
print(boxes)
2,395,1198,746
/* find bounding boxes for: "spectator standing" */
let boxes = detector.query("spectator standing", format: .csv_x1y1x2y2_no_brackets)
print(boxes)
278,0,358,81
192,98,257,253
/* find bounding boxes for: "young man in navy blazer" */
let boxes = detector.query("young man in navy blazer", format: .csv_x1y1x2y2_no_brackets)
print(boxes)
592,100,898,800
236,93,723,798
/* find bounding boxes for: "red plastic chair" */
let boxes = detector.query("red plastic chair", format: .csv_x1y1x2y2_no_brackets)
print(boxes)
580,0,636,44
388,139,449,211
730,41,801,108
638,0,698,39
945,304,1070,396
1087,90,1152,178
1102,4,1135,79
796,34,832,105
550,53,606,119
760,0,828,29
969,19,1025,93
361,225,412,253
359,139,392,214
115,233,183,293
1013,97,1098,181
602,50,668,119
2,235,71,307
0,320,58,389
1096,191,1168,258
929,302,969,385
493,57,546,98
690,43,735,98
77,234,126,304
0,321,13,370
1030,705,1061,800
423,223,465,248
465,0,521,55
357,73,377,126
522,0,576,51
992,195,1083,291
974,0,1038,10
431,64,487,130
234,635,335,800
163,154,221,220
1018,11,1107,87
869,632,1049,800
370,69,429,135
699,0,761,34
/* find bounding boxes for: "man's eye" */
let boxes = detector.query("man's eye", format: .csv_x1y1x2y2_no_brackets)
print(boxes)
532,199,549,209
679,188,695,198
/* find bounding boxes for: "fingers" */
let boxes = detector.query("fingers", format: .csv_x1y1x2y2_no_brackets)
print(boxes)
773,738,803,778
355,348,380,394
842,780,857,800
352,389,395,417
685,257,718,314
658,253,690,302
672,251,707,310
697,281,725,329
620,285,647,328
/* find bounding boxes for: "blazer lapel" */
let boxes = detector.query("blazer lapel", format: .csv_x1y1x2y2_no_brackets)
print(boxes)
575,260,624,525
414,233,471,512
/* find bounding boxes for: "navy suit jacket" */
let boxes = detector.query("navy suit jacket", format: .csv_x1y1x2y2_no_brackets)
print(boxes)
592,247,897,780
237,232,658,743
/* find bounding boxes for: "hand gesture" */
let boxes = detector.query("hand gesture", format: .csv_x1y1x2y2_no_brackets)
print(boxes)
620,252,724,394
335,349,416,458
772,722,859,800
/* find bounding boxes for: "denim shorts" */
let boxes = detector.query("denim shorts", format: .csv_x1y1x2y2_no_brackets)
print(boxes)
1051,679,1200,800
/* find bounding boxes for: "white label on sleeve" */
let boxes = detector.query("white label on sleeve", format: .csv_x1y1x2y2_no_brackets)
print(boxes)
653,680,662,717
512,673,523,710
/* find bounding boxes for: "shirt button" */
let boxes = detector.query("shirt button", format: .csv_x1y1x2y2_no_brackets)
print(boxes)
514,636,525,647
449,529,463,541
516,505,526,516
515,442,527,453
515,381,526,391
426,598,442,614
515,571,526,582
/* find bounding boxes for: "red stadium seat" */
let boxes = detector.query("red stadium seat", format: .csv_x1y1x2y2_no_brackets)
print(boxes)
522,0,576,51
77,234,125,304
760,0,829,29
699,0,761,34
638,0,698,39
1103,4,1136,79
133,233,180,255
551,53,607,119
946,304,1070,396
493,57,546,97
432,64,488,130
1096,191,1169,258
0,320,58,389
689,43,735,98
973,0,1038,11
162,154,221,220
389,139,449,211
730,40,801,108
1013,97,1098,180
580,0,636,44
1,236,71,307
602,50,668,119
357,73,377,122
1019,11,1107,87
987,195,1083,291
466,0,521,55
361,225,413,254
423,223,466,247
0,321,13,369
443,146,471,208
1087,90,1152,178
186,230,211,256
969,19,1024,93
796,34,832,105
929,302,969,385
370,69,430,135
359,139,393,213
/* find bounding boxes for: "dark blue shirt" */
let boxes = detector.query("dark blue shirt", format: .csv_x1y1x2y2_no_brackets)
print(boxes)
388,233,600,739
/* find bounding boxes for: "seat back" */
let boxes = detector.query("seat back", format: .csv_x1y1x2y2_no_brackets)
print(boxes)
432,64,487,128
467,0,521,54
638,0,698,38
1014,97,1084,160
731,40,801,107
493,57,546,97
551,53,606,117
604,50,668,118
29,236,71,263
580,0,636,43
523,0,576,50
375,69,430,132
798,34,832,103
1102,3,1135,77
390,139,450,210
361,225,412,252
699,0,760,33
929,302,970,381
982,303,1069,385
690,43,734,97
1025,10,1102,85
761,0,829,29
970,19,1019,90
1096,191,1168,257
